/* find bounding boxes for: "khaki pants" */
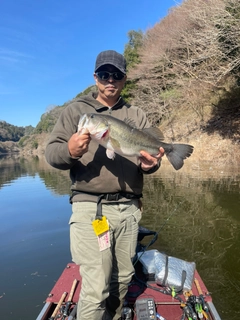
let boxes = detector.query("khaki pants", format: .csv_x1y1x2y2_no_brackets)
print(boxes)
69,200,142,320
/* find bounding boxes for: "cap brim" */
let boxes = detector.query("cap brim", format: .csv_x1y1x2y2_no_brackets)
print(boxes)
95,63,126,74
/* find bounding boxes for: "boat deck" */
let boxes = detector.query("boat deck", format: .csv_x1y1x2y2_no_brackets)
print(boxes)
37,262,221,320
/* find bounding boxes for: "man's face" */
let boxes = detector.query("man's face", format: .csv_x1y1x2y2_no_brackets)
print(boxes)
94,64,126,103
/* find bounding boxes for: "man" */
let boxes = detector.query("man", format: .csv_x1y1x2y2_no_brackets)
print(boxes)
45,50,164,320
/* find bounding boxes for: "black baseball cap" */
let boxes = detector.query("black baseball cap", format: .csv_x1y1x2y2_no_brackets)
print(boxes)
94,50,127,74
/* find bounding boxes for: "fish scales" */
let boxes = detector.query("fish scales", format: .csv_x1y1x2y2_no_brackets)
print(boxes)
106,118,160,156
78,113,194,170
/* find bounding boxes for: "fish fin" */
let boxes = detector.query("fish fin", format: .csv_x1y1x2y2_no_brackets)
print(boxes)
122,118,164,141
105,136,120,159
142,127,164,141
109,136,121,149
165,144,194,170
106,149,116,160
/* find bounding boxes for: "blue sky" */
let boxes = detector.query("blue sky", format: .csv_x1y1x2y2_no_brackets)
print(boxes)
0,0,181,127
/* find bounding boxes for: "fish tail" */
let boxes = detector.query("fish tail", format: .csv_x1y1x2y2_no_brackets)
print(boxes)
165,144,194,170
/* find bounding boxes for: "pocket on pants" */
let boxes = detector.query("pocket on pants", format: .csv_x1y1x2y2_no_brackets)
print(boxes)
130,208,142,258
69,202,103,266
132,206,142,223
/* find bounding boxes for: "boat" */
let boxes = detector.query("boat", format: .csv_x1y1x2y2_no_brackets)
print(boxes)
36,227,221,320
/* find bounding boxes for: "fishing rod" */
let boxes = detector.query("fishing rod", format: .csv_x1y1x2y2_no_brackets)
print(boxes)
61,279,78,320
49,291,67,320
68,304,77,320
134,203,180,266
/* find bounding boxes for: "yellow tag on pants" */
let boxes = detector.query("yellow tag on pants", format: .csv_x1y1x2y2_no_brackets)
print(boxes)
92,215,109,236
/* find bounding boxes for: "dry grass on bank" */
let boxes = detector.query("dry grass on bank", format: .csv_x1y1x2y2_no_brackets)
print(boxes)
159,132,240,181
157,100,240,175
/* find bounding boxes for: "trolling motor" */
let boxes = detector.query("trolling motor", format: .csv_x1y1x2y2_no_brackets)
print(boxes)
136,226,158,255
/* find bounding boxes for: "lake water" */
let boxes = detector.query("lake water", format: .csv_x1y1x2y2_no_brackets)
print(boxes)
0,155,239,320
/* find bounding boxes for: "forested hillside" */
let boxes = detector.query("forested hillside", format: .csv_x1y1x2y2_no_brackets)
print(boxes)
1,0,239,167
0,121,34,142
126,0,240,144
0,121,34,154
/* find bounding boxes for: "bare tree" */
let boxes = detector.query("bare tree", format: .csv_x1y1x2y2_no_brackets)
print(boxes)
128,0,240,138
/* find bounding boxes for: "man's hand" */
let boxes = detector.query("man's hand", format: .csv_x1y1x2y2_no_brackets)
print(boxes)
139,147,165,171
68,129,91,158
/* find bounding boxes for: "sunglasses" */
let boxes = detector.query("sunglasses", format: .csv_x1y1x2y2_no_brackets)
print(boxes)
96,71,125,81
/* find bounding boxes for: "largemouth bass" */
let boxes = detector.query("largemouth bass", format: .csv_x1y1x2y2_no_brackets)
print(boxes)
78,113,194,170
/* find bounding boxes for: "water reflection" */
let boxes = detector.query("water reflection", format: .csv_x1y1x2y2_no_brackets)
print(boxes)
0,155,239,320
142,173,240,319
0,155,71,195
